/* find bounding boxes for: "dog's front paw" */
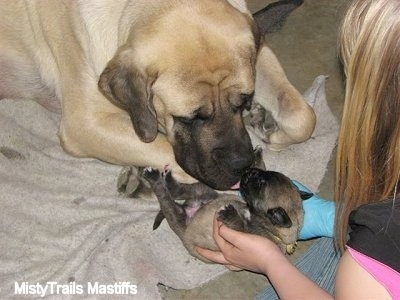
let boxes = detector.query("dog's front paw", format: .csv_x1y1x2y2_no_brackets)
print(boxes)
142,167,162,185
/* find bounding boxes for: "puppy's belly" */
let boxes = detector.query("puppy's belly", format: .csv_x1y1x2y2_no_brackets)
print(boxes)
182,197,244,263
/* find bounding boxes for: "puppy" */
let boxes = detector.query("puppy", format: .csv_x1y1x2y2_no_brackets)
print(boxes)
143,154,311,263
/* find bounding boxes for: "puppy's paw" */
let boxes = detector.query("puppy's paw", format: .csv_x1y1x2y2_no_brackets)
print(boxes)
161,166,181,190
249,103,279,145
161,165,172,178
249,103,266,127
285,242,298,255
117,166,141,196
217,204,244,231
142,167,162,185
218,204,237,219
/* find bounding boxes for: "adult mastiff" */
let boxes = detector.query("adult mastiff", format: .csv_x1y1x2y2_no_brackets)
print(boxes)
0,0,315,190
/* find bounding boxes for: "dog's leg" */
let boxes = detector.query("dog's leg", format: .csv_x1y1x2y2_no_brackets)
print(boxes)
142,167,187,237
58,85,195,184
254,44,316,151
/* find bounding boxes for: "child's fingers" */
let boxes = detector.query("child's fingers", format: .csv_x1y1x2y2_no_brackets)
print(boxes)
195,247,230,265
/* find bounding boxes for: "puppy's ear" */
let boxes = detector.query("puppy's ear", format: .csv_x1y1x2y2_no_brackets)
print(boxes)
267,207,292,228
298,190,314,200
98,55,158,143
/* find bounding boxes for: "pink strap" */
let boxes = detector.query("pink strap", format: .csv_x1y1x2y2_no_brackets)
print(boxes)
347,246,400,299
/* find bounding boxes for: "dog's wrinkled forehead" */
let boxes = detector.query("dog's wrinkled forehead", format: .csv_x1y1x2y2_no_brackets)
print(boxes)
139,2,258,113
153,62,255,119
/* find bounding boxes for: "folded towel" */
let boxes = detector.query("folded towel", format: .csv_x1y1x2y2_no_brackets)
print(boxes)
0,75,338,299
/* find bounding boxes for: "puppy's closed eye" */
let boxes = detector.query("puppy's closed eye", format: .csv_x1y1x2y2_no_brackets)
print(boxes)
266,207,292,228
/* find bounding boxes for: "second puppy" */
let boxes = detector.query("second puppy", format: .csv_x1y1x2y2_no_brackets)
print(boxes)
143,154,311,263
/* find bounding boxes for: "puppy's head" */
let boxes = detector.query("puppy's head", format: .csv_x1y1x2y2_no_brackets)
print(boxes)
240,168,309,244
98,1,260,190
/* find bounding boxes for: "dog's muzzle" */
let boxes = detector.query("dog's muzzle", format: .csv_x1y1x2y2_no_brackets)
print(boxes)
211,147,254,178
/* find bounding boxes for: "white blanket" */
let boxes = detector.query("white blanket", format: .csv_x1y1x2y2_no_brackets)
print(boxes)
0,75,338,299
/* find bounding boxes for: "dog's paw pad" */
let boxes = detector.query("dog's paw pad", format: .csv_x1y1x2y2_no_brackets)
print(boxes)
142,167,162,183
117,166,141,196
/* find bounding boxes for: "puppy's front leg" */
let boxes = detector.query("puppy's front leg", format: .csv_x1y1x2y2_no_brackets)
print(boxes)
163,168,219,201
143,167,187,237
254,44,316,150
149,168,219,229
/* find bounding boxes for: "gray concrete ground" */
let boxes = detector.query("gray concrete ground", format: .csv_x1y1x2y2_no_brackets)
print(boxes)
161,1,348,298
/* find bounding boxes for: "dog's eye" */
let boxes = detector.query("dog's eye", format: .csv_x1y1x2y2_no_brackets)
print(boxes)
173,114,209,126
174,116,195,125
173,107,212,126
173,109,212,125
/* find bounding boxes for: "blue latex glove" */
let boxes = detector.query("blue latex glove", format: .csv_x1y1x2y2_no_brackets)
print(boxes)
292,180,335,240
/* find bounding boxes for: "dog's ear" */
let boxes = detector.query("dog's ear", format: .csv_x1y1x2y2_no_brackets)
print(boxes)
267,206,292,228
98,57,158,143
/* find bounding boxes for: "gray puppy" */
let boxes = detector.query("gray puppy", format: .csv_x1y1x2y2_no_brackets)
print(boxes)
143,152,311,263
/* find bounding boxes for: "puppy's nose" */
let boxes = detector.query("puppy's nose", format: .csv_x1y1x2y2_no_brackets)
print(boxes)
241,168,262,182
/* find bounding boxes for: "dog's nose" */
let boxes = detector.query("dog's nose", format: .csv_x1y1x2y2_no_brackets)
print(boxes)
212,148,254,175
230,154,254,173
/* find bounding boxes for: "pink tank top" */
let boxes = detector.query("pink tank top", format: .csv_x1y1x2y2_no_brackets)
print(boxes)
348,246,400,299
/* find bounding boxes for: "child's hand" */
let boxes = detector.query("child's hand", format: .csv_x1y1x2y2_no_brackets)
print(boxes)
195,213,285,274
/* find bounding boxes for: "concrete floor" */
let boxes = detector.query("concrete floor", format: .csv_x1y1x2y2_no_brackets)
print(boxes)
161,1,348,298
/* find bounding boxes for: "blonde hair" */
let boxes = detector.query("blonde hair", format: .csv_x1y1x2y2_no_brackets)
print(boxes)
336,0,400,252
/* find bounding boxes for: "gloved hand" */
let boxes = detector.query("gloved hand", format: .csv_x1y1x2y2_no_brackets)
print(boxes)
292,180,335,240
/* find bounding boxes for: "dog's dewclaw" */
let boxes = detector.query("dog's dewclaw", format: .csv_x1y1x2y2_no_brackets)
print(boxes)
286,242,298,255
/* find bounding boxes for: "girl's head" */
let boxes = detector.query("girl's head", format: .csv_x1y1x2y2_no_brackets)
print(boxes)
335,0,400,251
